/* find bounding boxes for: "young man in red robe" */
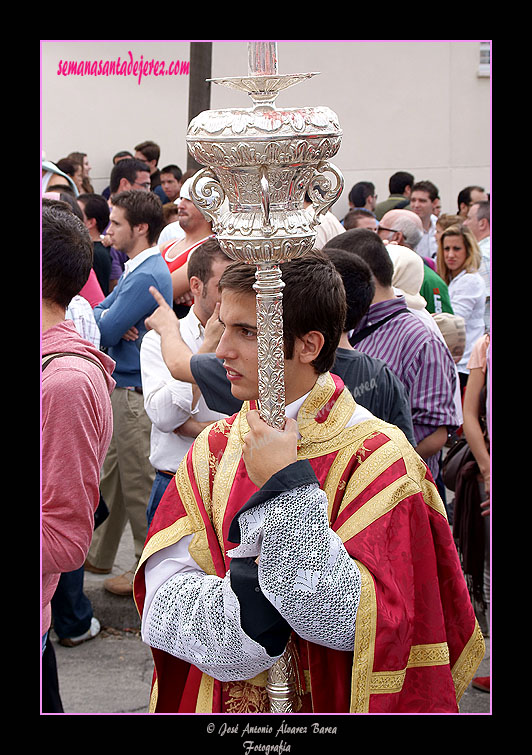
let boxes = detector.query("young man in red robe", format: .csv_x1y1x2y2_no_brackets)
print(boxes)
134,250,485,714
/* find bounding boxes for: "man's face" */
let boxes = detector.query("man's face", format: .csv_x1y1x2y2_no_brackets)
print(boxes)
135,151,156,174
178,197,206,232
77,200,91,230
470,188,488,205
130,170,151,191
463,204,482,240
193,258,231,325
215,287,317,405
107,205,135,254
459,188,488,218
377,225,396,243
216,290,259,401
160,172,181,202
410,190,435,221
356,215,378,232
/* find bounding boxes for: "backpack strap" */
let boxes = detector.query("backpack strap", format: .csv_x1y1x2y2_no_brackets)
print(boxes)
42,351,106,377
349,308,409,346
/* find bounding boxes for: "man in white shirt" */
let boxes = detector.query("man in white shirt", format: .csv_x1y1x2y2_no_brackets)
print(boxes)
140,238,232,527
409,180,440,260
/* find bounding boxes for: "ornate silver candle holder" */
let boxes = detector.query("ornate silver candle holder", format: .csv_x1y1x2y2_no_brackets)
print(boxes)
186,42,344,712
186,42,344,430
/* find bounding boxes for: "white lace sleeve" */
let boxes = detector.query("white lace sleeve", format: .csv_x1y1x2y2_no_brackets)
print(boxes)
228,484,361,651
142,540,284,681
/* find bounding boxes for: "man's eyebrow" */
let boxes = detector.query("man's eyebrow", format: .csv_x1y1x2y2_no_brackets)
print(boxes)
218,316,257,331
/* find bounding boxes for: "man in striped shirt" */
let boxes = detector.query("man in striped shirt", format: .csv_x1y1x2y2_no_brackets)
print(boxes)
327,229,459,482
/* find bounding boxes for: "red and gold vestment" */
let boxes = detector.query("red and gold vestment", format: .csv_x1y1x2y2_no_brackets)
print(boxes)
134,372,484,713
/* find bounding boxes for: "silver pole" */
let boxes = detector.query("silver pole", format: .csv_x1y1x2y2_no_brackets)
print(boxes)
186,39,344,712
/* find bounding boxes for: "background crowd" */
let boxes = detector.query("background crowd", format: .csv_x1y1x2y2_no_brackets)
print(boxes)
41,142,491,711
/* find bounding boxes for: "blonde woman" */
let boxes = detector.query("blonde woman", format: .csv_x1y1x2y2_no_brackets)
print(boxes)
436,225,485,387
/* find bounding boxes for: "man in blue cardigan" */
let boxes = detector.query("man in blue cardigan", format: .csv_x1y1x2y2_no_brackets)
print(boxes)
86,190,173,597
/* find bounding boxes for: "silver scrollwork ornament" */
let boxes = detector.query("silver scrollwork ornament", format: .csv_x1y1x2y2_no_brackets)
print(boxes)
186,41,344,711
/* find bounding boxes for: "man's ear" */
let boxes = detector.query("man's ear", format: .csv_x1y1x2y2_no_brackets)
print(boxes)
134,221,149,239
295,331,325,364
189,275,203,298
393,230,405,245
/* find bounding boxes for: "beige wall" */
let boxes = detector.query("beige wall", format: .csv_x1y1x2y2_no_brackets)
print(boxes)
41,40,490,218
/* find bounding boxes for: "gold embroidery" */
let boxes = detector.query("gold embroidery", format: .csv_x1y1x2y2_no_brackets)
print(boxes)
369,642,451,695
149,677,158,713
350,561,377,713
196,673,215,712
134,478,196,574
297,374,362,444
420,475,448,519
212,418,232,436
223,680,270,713
452,619,486,702
192,426,214,520
323,445,355,521
370,668,406,694
338,437,405,516
336,474,420,544
212,411,244,552
333,426,449,542
408,642,450,667
175,461,219,576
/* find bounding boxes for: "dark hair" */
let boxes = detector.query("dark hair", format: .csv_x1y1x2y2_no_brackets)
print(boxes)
47,183,76,196
78,192,110,233
42,203,93,308
343,208,376,230
187,237,229,285
67,151,87,165
52,191,83,220
322,247,375,331
162,203,179,222
113,150,133,163
110,158,151,194
218,250,346,374
326,228,394,288
389,171,414,195
348,181,375,207
55,157,81,178
160,164,183,182
135,140,160,164
457,185,485,212
111,190,164,246
411,180,439,202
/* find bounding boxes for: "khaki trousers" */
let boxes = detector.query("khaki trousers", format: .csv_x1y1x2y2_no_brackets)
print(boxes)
88,387,154,571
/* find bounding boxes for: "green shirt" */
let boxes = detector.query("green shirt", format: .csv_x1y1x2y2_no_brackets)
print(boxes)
374,195,411,221
420,265,453,314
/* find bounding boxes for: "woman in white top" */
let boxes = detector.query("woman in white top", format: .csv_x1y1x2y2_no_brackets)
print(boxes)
436,224,485,387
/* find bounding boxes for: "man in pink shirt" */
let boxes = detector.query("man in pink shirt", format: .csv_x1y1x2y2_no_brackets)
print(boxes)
41,202,115,711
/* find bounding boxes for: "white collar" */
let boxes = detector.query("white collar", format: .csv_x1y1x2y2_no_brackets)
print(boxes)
123,246,161,276
181,306,205,342
286,392,310,422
